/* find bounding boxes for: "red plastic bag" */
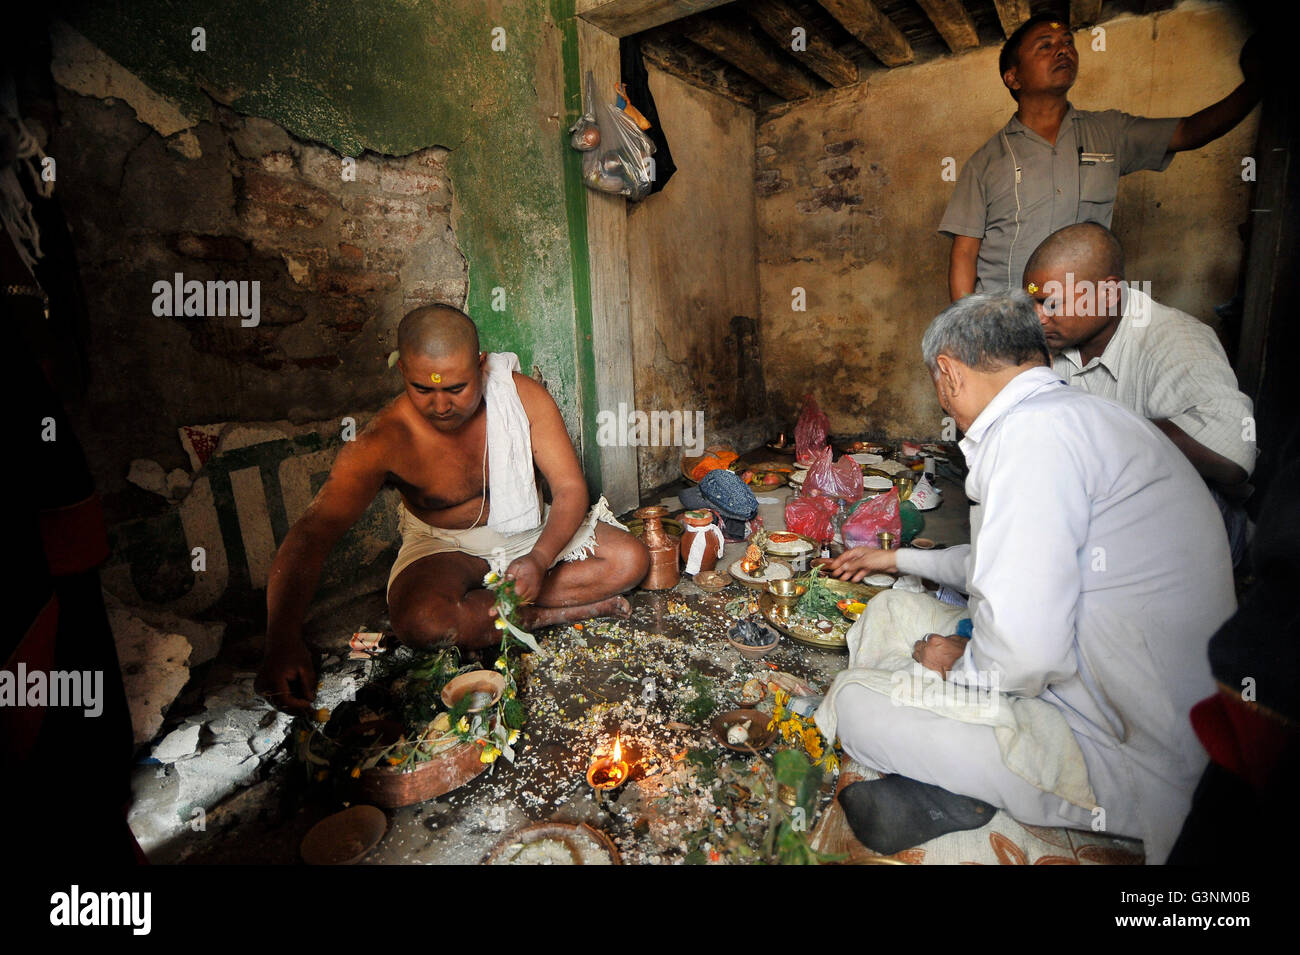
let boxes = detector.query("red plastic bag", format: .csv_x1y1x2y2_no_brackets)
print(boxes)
785,494,839,543
842,489,901,548
794,395,829,465
803,446,863,502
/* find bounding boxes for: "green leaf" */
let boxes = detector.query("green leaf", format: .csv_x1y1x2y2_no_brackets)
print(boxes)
773,748,813,787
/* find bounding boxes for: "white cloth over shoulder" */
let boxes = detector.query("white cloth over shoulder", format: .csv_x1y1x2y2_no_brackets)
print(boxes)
483,352,542,535
815,589,1097,810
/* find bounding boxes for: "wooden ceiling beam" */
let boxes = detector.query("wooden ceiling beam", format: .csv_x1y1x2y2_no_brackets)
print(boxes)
748,0,858,87
578,0,736,39
681,16,821,100
914,0,979,53
815,0,913,68
640,36,764,110
990,0,1031,39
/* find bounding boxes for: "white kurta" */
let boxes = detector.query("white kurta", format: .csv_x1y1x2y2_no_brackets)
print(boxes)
863,366,1234,862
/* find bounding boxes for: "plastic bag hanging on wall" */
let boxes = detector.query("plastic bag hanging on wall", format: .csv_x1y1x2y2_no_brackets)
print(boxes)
620,34,675,194
570,70,656,200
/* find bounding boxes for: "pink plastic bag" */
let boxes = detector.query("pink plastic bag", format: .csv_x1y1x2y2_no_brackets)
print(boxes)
842,488,901,548
794,395,829,465
785,494,839,543
803,446,863,502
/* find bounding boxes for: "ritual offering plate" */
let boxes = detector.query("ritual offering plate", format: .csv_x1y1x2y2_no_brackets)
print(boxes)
866,459,909,477
848,452,885,468
761,576,884,650
762,531,816,559
730,557,792,590
839,440,891,456
486,822,621,865
862,475,894,494
712,708,776,753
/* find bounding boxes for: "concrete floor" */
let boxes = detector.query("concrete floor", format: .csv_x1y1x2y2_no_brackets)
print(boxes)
143,465,971,865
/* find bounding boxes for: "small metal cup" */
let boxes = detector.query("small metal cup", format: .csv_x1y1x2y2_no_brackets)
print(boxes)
876,531,897,550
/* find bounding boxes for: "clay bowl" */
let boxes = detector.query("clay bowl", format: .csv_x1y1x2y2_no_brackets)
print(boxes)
727,624,780,661
712,708,776,753
766,578,807,607
441,670,505,712
693,569,732,593
300,805,387,865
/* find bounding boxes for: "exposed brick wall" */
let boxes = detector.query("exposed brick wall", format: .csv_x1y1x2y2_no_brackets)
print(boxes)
53,93,468,507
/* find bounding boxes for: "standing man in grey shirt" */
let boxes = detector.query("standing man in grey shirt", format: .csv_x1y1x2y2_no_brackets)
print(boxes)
939,13,1262,300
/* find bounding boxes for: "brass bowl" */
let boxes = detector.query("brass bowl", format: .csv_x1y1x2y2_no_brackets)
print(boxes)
766,578,807,606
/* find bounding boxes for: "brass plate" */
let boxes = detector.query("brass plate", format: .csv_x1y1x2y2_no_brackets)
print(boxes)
760,578,884,651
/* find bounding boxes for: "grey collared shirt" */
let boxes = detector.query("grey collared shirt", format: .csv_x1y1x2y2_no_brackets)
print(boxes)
939,106,1179,292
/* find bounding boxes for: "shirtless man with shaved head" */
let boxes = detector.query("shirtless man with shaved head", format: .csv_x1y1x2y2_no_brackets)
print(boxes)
256,304,649,717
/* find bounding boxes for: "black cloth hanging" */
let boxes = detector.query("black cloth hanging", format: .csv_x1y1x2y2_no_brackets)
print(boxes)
620,35,676,195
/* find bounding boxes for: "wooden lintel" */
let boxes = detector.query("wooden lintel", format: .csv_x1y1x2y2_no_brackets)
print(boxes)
578,0,736,39
747,0,858,87
682,17,820,101
640,37,763,110
990,0,1031,38
1069,0,1103,28
914,0,979,53
815,0,913,68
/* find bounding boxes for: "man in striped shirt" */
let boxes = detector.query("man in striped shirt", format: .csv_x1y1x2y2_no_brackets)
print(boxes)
1023,222,1256,563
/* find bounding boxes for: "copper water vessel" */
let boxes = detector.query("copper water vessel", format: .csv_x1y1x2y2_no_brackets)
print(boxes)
634,505,680,589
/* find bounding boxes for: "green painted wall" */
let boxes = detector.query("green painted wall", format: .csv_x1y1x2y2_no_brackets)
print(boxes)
67,0,596,448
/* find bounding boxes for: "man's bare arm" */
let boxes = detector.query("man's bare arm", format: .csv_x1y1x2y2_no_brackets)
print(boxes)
1169,36,1261,153
1152,418,1249,487
949,235,980,301
258,429,388,713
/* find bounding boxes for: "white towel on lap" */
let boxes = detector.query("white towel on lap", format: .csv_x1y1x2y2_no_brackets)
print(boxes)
815,590,1096,810
483,352,542,535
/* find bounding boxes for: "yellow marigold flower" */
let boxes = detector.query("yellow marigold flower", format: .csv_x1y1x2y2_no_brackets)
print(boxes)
803,728,823,760
456,716,470,734
480,745,501,764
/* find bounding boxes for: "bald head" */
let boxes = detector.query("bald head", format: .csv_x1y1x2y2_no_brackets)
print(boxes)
1023,222,1124,285
397,304,480,362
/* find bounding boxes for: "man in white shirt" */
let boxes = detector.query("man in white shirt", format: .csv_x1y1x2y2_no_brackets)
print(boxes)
827,291,1234,862
1022,222,1256,563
